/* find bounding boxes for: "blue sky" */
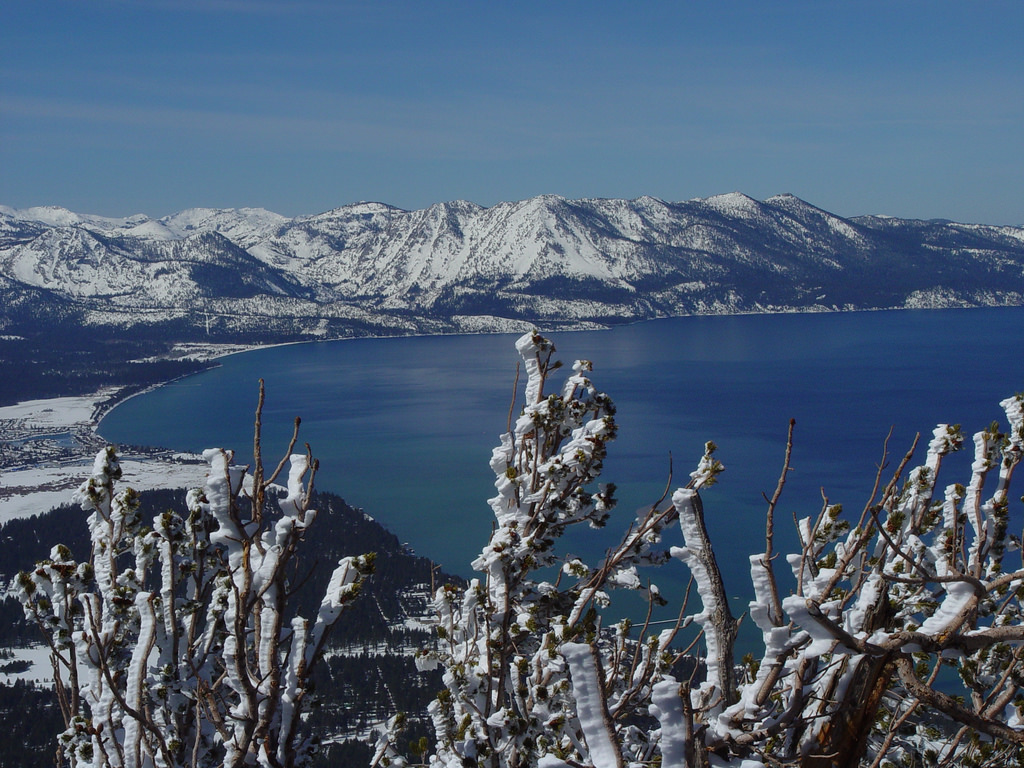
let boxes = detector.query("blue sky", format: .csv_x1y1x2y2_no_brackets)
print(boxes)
2,1,1022,224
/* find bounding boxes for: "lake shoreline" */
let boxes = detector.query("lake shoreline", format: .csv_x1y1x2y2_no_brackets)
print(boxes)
95,305,1024,580
96,301,1023,435
4,304,1022,530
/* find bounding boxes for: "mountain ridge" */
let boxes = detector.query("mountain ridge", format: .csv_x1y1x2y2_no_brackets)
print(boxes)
2,193,1022,343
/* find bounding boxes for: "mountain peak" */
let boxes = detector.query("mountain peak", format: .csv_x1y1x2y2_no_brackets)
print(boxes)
3,193,1023,342
765,192,803,204
333,201,405,216
765,193,827,212
428,200,484,215
0,205,151,231
701,191,763,217
521,193,569,208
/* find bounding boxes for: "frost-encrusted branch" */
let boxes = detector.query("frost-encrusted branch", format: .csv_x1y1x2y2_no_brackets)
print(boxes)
19,392,371,768
405,331,696,768
31,333,1018,768
405,334,1024,768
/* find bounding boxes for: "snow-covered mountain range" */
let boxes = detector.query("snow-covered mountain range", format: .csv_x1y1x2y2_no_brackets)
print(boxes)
2,193,1022,341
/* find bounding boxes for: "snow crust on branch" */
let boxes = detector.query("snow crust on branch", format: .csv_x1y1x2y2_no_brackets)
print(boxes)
396,335,1024,768
19,333,1024,768
19,431,370,768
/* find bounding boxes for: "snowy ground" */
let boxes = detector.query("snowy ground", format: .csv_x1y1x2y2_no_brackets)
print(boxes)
0,644,53,685
0,391,110,428
0,455,210,524
130,341,259,363
0,387,216,525
0,342,263,525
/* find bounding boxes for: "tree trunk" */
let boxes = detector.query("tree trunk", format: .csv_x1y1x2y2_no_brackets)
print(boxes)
802,654,894,768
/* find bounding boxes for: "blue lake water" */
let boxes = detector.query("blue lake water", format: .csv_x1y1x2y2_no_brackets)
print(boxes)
100,307,1024,619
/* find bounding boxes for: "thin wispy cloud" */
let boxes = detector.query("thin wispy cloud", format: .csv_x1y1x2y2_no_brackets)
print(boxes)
1,2,1021,223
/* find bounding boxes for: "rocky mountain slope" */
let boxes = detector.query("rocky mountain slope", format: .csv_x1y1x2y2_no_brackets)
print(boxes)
2,193,1022,341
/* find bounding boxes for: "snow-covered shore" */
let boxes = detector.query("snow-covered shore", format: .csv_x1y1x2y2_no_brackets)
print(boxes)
0,343,256,524
0,453,210,524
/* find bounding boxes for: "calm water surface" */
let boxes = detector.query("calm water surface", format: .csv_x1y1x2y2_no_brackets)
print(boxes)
101,308,1024,612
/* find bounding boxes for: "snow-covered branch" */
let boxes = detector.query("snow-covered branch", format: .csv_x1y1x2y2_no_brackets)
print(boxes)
22,332,1023,768
401,334,1024,768
18,386,372,768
